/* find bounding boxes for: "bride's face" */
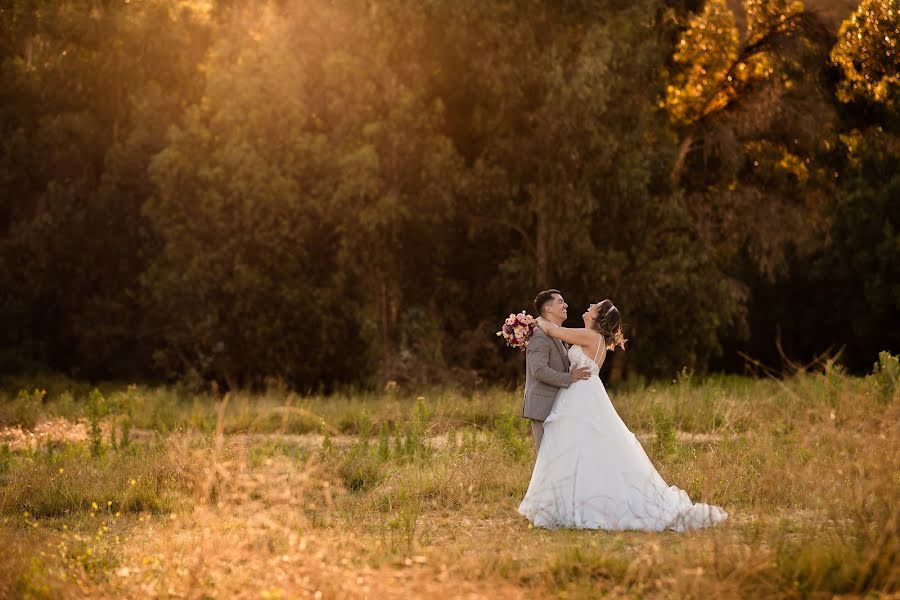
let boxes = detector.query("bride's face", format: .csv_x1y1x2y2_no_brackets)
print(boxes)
582,303,600,326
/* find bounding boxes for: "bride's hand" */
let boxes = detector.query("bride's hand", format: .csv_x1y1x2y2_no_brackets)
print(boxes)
535,316,551,333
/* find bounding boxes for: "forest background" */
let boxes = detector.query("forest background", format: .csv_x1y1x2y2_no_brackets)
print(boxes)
0,0,897,391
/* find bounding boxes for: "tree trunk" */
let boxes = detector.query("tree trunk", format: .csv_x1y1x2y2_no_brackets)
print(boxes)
535,205,548,288
378,277,390,356
671,133,694,187
608,352,625,383
24,36,33,67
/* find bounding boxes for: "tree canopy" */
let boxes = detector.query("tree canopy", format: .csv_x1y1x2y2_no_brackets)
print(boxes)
0,0,897,389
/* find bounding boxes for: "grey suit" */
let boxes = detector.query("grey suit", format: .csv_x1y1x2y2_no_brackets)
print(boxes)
523,328,570,450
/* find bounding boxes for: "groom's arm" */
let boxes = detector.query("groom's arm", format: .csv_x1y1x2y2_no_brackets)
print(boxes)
527,331,571,389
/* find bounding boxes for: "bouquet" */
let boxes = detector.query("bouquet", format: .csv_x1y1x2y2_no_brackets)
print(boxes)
496,311,537,351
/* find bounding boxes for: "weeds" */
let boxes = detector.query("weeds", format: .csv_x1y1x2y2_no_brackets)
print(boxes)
0,444,9,480
0,441,183,518
85,389,106,458
0,360,897,597
651,401,677,456
869,351,900,405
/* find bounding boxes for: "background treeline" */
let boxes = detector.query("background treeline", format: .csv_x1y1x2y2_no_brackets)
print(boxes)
0,0,897,390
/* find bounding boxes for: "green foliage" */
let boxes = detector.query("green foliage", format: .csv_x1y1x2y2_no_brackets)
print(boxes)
651,402,678,456
5,388,46,429
379,487,422,553
338,446,384,493
810,140,900,367
0,444,10,480
0,0,212,379
666,0,740,125
831,0,900,111
377,422,391,462
745,0,806,41
357,413,372,444
541,546,632,589
320,420,333,455
447,427,458,451
0,376,896,596
492,412,530,460
0,442,181,518
85,389,107,458
868,351,899,404
0,0,895,388
401,398,431,460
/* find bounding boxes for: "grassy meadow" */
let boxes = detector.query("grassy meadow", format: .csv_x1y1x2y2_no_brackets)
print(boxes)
0,356,898,598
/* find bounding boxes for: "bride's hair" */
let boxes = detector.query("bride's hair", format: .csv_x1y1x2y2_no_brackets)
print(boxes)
591,299,626,350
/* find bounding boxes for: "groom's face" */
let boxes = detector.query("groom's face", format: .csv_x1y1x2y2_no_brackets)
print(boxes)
544,293,568,322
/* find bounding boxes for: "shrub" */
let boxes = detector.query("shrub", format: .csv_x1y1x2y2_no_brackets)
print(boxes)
868,351,899,405
0,441,183,518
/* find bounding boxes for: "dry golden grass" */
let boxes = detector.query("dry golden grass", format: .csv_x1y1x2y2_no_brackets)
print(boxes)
0,363,898,598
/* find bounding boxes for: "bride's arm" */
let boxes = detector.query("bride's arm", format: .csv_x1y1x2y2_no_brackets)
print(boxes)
537,318,601,347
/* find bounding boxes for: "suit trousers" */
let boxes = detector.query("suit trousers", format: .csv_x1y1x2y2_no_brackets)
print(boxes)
530,419,544,453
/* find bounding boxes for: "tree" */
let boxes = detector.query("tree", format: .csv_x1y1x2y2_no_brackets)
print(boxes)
830,0,899,113
666,0,837,279
0,0,894,385
0,0,211,376
812,0,900,368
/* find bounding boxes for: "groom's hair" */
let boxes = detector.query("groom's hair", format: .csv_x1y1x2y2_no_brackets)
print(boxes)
534,289,561,316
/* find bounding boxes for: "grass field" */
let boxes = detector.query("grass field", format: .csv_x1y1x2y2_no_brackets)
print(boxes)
0,355,898,598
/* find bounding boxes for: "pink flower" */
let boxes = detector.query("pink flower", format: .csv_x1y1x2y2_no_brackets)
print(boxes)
497,310,537,351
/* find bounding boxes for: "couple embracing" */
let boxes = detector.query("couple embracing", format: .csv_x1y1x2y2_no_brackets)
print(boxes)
518,289,728,531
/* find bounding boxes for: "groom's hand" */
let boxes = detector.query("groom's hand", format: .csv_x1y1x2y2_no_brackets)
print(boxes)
569,366,592,382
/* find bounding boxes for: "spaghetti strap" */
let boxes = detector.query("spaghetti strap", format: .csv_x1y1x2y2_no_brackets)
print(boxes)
592,336,604,365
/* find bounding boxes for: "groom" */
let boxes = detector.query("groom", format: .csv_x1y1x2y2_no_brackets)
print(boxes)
523,289,591,451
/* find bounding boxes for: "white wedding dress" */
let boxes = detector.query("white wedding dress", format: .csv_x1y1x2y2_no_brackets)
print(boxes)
518,342,728,531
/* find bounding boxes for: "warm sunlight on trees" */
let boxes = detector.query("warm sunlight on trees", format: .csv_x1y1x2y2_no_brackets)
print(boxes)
831,0,899,110
0,0,896,386
666,0,741,125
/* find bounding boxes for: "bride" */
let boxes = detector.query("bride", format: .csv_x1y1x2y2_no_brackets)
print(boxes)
518,300,728,531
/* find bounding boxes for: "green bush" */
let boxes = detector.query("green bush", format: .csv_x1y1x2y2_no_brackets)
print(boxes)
651,402,677,456
0,442,184,518
868,351,899,405
338,447,384,493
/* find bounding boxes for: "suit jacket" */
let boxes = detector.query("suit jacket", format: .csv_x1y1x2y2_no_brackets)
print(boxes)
523,328,571,421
